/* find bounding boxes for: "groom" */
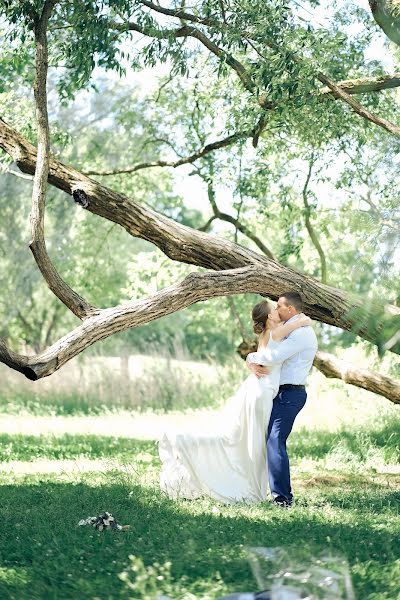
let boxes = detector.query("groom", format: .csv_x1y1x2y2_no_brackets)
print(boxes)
247,291,318,508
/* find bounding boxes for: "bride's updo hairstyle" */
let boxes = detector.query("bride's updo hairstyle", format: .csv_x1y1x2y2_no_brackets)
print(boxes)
252,300,271,335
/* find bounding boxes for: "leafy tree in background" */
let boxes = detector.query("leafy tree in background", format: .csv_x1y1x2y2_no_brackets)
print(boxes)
0,0,398,403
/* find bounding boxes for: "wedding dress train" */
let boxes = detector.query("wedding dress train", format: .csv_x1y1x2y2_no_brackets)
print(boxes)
159,363,280,504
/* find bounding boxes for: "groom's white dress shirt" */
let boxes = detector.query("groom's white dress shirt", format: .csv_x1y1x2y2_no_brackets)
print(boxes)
247,315,318,385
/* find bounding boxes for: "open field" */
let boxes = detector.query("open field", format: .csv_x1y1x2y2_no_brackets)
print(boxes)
0,355,399,599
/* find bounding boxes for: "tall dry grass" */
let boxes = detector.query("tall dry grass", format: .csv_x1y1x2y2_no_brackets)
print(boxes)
0,344,398,431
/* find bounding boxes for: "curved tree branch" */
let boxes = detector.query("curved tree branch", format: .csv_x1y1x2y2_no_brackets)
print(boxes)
146,0,400,98
0,265,307,380
313,350,400,404
83,75,400,178
319,72,400,96
30,0,95,320
369,0,400,46
199,214,219,232
210,210,277,261
0,116,399,351
302,156,327,284
125,3,400,98
139,0,400,59
123,21,255,92
317,73,400,138
258,34,400,136
137,0,218,26
3,262,397,400
84,131,248,176
198,159,277,261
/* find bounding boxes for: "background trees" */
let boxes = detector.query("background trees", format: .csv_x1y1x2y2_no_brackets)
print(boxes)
0,1,398,395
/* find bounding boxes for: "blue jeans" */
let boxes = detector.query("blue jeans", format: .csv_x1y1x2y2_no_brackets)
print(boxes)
267,387,307,501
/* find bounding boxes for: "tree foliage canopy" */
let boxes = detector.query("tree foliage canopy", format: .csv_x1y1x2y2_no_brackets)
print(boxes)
0,1,399,397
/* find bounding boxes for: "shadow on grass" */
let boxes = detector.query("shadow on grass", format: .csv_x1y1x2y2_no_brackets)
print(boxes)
0,418,399,465
290,419,400,463
0,434,155,463
0,477,399,599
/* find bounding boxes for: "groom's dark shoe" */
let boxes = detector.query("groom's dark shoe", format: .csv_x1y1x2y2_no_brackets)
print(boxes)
272,495,292,508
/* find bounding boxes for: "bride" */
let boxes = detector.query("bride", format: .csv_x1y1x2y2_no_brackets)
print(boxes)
159,300,311,504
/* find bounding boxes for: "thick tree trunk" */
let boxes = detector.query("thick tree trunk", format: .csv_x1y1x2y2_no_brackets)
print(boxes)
0,117,399,353
236,340,400,404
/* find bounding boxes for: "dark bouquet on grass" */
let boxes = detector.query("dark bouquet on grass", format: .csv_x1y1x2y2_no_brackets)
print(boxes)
78,511,130,531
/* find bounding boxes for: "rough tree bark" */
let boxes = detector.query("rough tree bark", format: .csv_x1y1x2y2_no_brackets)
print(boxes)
29,1,95,321
0,120,400,344
314,351,400,404
0,266,316,380
0,116,399,352
2,265,398,404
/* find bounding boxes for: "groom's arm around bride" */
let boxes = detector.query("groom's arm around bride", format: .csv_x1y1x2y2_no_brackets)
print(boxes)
247,291,318,507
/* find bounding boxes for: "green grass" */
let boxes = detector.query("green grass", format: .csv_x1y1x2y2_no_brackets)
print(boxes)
0,434,152,462
0,421,399,599
0,381,227,416
289,418,400,465
0,416,398,464
1,345,399,597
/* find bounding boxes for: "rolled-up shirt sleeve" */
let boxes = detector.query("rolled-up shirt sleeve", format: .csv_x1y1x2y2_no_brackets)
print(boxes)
246,329,307,366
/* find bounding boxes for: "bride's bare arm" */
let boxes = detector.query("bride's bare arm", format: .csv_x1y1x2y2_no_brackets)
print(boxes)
271,314,311,341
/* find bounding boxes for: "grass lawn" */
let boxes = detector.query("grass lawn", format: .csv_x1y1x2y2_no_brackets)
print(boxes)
0,418,399,599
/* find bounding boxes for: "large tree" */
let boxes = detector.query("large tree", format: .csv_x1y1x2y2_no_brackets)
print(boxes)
0,1,399,403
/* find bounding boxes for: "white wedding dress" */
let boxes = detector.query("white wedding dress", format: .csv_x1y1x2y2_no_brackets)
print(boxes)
159,343,281,504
